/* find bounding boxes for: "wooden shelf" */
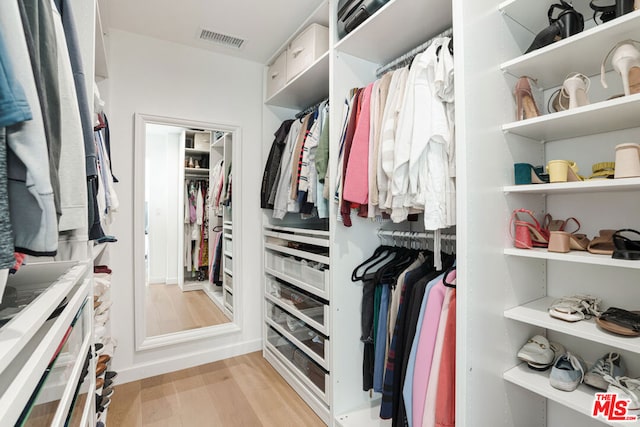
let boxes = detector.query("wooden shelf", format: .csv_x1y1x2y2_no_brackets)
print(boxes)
265,52,330,110
334,0,452,64
500,10,640,90
504,247,640,269
504,178,640,194
504,296,640,354
503,93,640,142
504,363,640,427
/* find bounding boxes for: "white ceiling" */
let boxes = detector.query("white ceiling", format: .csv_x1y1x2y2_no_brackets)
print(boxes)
101,0,325,65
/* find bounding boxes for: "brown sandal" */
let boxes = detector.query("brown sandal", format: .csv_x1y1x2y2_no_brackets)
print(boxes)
587,229,616,255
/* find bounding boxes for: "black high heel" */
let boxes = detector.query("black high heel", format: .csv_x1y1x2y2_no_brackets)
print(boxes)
525,1,584,54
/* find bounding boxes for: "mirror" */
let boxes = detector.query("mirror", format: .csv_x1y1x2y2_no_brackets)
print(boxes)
134,114,241,350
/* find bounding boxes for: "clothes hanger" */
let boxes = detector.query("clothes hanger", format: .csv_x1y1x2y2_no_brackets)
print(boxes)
443,264,457,288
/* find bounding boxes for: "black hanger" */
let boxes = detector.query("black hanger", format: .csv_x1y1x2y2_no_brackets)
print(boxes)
351,245,395,281
442,264,457,288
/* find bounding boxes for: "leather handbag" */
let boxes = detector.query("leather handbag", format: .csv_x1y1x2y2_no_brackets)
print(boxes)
337,0,391,39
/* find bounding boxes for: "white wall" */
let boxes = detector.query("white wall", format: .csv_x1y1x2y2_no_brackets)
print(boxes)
104,29,264,382
145,130,180,284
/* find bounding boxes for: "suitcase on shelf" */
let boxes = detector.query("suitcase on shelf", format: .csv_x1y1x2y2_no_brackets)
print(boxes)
337,0,391,39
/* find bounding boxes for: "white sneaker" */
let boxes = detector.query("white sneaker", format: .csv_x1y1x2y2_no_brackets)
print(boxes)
517,335,564,370
604,375,640,410
550,352,588,392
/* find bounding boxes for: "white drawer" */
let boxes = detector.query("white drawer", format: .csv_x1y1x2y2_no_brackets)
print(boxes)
286,23,329,81
266,50,287,98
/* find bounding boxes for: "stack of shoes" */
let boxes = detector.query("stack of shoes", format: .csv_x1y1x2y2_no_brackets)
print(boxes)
93,264,117,425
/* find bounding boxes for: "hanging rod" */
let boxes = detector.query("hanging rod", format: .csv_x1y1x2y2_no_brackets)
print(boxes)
377,230,456,241
375,27,453,78
295,97,329,119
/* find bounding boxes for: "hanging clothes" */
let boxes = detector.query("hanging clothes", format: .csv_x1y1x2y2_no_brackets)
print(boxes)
261,119,294,209
1,0,58,256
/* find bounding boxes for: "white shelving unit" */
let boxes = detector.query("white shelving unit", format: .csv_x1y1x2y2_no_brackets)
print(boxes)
492,0,640,424
261,1,459,425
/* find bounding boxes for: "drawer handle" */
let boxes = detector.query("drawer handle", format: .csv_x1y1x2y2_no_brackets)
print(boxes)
271,72,279,79
291,47,305,58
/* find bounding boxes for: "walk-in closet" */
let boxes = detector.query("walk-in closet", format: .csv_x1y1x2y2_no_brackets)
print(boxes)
2,0,640,426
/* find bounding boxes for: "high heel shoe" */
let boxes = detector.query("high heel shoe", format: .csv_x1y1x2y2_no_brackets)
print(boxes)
515,76,541,121
547,160,585,182
562,73,591,109
514,163,550,185
510,209,550,249
525,0,584,54
601,39,640,96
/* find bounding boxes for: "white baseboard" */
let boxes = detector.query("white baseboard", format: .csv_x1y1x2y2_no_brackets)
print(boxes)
115,338,262,384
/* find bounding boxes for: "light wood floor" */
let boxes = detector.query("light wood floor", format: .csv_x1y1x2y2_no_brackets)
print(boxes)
109,351,325,427
146,284,229,337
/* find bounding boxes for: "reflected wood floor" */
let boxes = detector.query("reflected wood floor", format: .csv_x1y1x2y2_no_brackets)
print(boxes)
146,284,229,336
109,351,325,427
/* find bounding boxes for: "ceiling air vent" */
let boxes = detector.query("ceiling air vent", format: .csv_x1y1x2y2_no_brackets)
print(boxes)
198,28,245,49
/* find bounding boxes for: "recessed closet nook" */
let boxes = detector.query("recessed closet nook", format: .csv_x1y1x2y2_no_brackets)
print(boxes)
3,0,640,425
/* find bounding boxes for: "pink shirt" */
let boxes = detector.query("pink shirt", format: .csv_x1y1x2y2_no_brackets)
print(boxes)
343,83,374,204
412,278,447,427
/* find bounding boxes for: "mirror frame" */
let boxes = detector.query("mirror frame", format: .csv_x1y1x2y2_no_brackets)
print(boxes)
134,113,242,351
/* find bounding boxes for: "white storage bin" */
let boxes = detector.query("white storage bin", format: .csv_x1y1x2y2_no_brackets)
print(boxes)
283,257,302,277
193,132,210,150
286,23,329,81
265,251,284,272
266,50,287,99
224,238,233,253
301,263,326,292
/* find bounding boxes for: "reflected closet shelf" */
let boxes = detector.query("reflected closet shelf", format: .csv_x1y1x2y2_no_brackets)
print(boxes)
504,178,640,195
499,10,640,89
504,296,640,354
502,93,640,142
504,364,639,427
504,248,640,269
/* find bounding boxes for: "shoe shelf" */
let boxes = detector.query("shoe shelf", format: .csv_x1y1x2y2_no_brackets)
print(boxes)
333,0,451,64
502,93,640,142
500,10,640,89
504,363,640,427
505,247,640,269
498,0,595,37
504,178,640,195
505,296,640,354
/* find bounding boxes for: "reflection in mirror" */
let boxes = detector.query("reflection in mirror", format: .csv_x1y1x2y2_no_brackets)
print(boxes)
143,122,234,339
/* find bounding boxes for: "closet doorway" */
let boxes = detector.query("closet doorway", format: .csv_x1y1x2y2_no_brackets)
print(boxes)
134,114,241,351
